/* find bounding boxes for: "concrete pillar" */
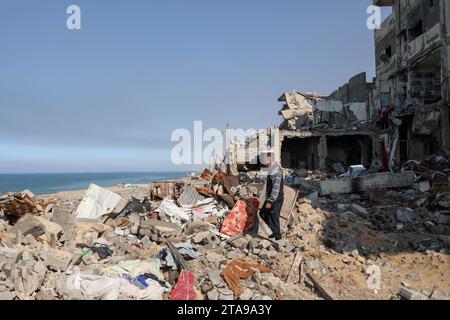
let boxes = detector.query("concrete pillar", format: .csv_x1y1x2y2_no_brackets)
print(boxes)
359,137,371,165
274,128,282,165
318,135,328,170
441,104,450,154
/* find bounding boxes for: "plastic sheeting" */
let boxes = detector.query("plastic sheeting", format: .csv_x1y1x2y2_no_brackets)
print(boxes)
74,184,128,221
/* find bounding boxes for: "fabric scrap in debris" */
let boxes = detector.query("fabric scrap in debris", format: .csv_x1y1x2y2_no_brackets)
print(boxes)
223,260,272,298
66,269,168,300
220,197,260,237
119,277,167,300
66,271,121,300
123,273,148,289
76,244,113,260
101,259,165,281
169,270,203,300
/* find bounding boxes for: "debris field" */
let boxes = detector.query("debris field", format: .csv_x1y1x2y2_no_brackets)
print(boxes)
0,163,449,301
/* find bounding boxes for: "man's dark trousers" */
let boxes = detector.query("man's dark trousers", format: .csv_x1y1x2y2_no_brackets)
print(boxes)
260,199,283,239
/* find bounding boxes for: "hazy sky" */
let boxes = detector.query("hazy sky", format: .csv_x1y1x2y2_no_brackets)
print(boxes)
0,0,390,173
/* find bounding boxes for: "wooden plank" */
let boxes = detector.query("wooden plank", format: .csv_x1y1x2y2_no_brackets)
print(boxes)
285,253,302,283
280,186,299,230
306,273,334,300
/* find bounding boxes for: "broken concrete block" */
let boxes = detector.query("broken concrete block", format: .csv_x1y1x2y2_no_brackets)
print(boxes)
252,248,261,255
226,250,244,260
35,292,56,300
11,260,46,299
51,208,75,242
203,234,221,249
200,280,214,294
396,208,414,223
320,171,416,195
307,192,319,204
261,273,283,291
303,259,322,273
192,231,210,244
217,288,234,300
83,232,99,244
186,219,211,235
399,287,429,300
14,215,63,242
207,288,219,300
208,270,223,287
140,235,152,249
228,236,249,250
256,239,272,250
259,248,271,259
239,288,254,300
139,220,181,243
39,249,73,272
0,291,16,300
430,291,450,300
0,247,19,262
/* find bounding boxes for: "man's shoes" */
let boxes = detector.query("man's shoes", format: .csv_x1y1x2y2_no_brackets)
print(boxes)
274,236,282,241
269,235,275,239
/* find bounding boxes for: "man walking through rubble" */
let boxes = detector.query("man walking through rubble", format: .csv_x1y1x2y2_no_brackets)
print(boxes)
260,152,284,240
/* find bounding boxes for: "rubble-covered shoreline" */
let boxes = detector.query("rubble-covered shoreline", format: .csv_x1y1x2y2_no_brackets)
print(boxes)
0,164,449,301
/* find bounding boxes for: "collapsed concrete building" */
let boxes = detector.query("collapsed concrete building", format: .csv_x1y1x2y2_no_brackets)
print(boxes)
229,0,450,175
278,74,376,172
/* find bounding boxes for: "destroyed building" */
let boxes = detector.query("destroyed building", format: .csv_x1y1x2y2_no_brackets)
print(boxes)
278,73,376,172
373,0,450,167
230,0,450,177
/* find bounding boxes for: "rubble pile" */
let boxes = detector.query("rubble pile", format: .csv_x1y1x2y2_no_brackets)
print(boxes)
0,163,449,300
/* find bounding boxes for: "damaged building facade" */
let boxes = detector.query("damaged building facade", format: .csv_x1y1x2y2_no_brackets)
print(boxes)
279,0,450,173
230,0,450,175
278,74,376,173
373,0,450,167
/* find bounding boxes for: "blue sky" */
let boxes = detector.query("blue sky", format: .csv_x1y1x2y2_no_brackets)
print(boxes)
0,1,390,173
